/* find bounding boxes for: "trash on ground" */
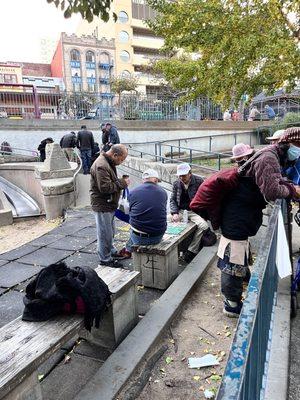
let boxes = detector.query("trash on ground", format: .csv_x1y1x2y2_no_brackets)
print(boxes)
188,354,220,369
204,389,215,399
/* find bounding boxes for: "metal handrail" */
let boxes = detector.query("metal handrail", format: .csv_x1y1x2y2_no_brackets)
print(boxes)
128,147,218,172
0,147,39,157
217,200,283,400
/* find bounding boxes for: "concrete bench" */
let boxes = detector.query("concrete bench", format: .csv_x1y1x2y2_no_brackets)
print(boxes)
0,266,139,400
132,222,196,290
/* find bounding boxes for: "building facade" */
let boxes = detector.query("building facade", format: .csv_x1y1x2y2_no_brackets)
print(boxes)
76,0,165,94
51,33,115,96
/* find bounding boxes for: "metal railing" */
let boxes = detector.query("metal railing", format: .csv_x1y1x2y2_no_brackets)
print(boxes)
0,146,38,157
256,120,300,144
127,147,219,172
217,200,286,400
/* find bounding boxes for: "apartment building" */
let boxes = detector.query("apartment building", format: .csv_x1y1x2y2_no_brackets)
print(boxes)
76,0,165,94
51,33,115,95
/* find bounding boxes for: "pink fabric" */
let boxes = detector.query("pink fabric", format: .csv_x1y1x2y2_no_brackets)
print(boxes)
244,145,295,201
63,296,85,314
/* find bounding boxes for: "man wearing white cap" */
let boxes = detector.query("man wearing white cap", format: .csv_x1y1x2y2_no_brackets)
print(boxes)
170,163,209,263
118,168,168,258
265,129,285,144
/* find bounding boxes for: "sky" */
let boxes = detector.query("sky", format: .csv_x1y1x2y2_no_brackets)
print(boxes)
0,0,81,63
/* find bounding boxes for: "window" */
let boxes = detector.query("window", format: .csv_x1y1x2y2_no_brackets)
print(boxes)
86,51,95,63
70,49,80,62
3,74,17,84
120,50,130,62
119,31,129,43
118,11,129,23
121,70,131,78
87,83,96,92
73,83,82,92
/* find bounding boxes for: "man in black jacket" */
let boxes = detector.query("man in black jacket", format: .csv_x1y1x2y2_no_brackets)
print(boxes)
60,131,77,162
170,163,209,262
77,125,94,174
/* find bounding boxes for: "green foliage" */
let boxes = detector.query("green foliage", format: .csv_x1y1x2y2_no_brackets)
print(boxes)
110,76,138,94
148,0,300,107
46,0,116,22
281,112,300,126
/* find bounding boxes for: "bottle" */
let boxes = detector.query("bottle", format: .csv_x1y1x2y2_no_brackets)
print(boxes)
183,210,188,224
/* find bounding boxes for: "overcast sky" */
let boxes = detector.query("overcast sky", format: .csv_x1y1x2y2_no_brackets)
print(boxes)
0,0,80,63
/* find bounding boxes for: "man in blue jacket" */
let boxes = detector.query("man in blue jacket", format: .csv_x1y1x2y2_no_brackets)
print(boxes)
102,122,120,152
118,168,168,258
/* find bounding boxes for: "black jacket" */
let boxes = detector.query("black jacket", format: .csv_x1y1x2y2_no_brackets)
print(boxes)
60,133,77,148
170,174,204,214
77,129,94,150
220,177,267,240
22,262,111,331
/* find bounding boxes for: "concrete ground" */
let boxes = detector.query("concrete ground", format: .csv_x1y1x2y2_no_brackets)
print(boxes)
288,216,300,400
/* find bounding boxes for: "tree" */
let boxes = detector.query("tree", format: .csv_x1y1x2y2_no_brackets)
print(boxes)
46,0,116,22
110,76,139,119
148,0,300,107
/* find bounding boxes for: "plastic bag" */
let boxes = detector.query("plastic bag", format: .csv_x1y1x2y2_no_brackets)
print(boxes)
115,188,130,223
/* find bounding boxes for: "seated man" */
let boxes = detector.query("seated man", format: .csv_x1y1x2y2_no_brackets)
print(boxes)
170,163,209,263
118,169,168,258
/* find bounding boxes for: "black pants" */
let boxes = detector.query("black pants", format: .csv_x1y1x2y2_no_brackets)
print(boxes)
221,272,244,303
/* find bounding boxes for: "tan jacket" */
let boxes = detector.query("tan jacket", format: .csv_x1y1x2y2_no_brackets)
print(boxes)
90,153,127,212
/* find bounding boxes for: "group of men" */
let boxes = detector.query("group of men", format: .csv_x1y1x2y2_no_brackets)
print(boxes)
59,122,120,174
38,122,120,175
90,146,213,268
90,125,300,319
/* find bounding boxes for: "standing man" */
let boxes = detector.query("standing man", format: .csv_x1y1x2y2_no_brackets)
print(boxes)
60,131,77,162
102,122,120,152
77,125,94,174
38,137,53,162
265,104,276,120
170,163,209,263
118,169,168,258
90,144,129,267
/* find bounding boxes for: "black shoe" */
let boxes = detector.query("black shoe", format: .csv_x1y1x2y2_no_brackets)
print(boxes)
184,250,197,263
99,260,123,268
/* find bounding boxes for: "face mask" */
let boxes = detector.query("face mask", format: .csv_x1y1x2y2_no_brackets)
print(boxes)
287,144,300,161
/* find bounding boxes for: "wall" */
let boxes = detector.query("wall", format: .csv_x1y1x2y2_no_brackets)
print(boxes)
51,38,64,78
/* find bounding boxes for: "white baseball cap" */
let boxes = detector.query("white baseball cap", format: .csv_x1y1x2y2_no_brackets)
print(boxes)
265,129,285,141
142,168,160,180
176,163,191,176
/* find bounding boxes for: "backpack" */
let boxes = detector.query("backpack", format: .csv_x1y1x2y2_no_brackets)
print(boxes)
189,147,275,230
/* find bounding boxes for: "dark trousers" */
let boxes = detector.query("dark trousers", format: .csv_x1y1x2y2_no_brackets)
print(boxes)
80,149,92,174
221,272,243,303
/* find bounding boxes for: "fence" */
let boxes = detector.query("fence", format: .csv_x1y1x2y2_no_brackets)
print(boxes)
0,87,224,121
217,200,288,400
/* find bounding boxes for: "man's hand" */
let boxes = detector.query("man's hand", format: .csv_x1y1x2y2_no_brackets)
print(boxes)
171,213,180,222
294,185,300,198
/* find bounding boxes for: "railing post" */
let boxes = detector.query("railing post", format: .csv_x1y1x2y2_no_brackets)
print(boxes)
209,136,212,152
234,133,237,145
190,149,192,164
155,143,158,162
218,154,221,170
171,146,173,160
178,139,181,157
32,86,41,119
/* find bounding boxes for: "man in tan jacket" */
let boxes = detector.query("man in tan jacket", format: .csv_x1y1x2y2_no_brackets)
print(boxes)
90,144,129,267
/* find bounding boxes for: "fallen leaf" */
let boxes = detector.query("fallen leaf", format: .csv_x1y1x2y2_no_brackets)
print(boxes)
210,374,221,382
169,339,175,344
165,356,173,364
181,357,186,362
160,368,165,373
220,351,226,357
154,380,160,383
225,332,231,337
38,374,44,381
193,375,201,381
190,351,195,355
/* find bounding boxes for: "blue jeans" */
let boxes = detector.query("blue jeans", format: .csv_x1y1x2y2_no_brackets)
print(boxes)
80,149,92,174
94,211,117,263
126,229,164,252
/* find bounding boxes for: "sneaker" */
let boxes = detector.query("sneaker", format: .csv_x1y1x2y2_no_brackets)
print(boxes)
99,259,123,268
223,299,243,318
113,247,132,259
184,250,197,263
